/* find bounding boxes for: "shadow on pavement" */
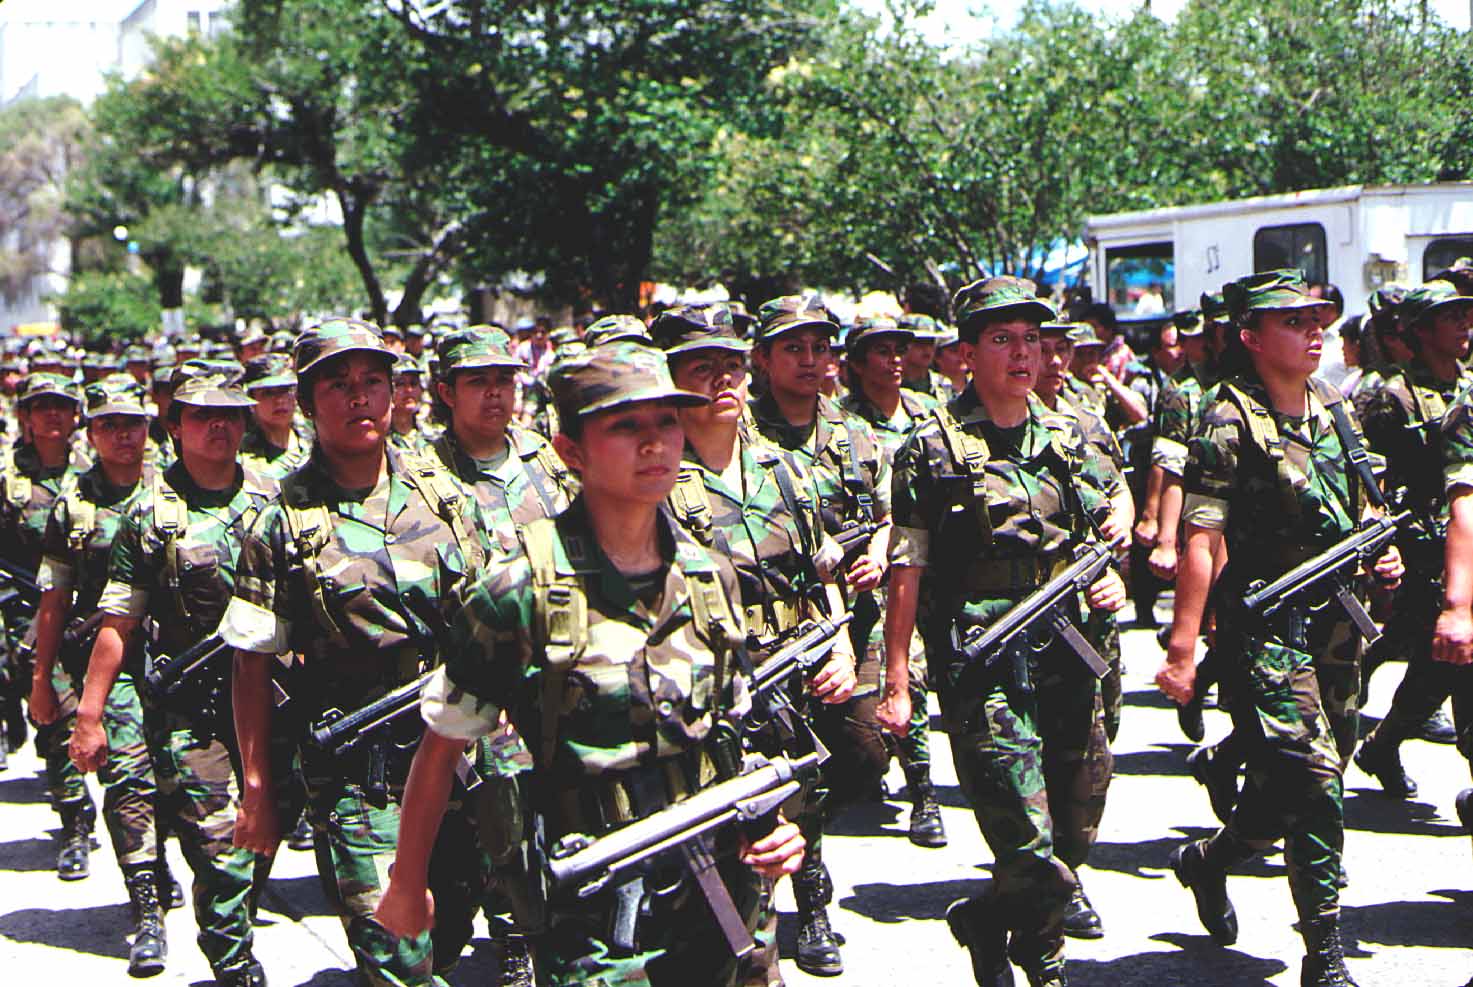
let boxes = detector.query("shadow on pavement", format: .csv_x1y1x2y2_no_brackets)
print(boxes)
1066,933,1289,986
825,798,904,838
0,903,132,959
1122,687,1180,711
0,835,58,872
260,873,338,919
0,771,48,804
836,876,990,923
1343,896,1473,950
1343,790,1467,838
1111,742,1194,777
288,970,358,987
1084,826,1286,880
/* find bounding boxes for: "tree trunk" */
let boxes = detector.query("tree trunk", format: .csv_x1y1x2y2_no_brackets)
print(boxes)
337,186,387,324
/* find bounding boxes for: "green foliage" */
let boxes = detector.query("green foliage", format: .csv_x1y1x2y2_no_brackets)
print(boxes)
50,270,161,344
0,96,89,306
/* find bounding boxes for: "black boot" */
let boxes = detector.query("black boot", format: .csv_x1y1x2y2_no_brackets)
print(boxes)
905,764,948,848
1456,787,1472,833
215,958,266,987
1414,707,1457,745
4,697,25,752
497,934,534,987
123,862,168,977
793,850,843,976
945,894,1015,987
1061,879,1102,939
56,798,96,881
1169,840,1237,945
1177,694,1206,744
0,729,8,772
1025,967,1068,987
286,817,314,852
1187,745,1239,824
1353,738,1417,799
1300,915,1359,986
156,856,184,910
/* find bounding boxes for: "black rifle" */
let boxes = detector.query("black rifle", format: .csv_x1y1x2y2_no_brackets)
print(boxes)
832,521,879,570
749,612,853,699
63,609,106,649
546,750,821,959
952,541,1114,693
1241,512,1406,645
309,669,437,756
144,633,231,701
0,557,41,614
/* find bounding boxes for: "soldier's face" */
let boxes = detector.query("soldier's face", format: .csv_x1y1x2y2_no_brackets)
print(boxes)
671,349,748,427
1035,335,1072,399
904,340,936,377
935,344,964,381
556,400,684,506
1418,305,1473,362
20,396,78,443
88,414,147,468
966,319,1040,401
1181,333,1207,365
854,337,907,397
239,341,266,362
252,385,297,431
393,375,423,417
1243,307,1327,377
759,330,830,401
308,352,392,455
440,367,516,443
172,405,246,465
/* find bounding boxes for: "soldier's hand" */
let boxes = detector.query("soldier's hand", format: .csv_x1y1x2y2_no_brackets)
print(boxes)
1133,516,1158,548
234,788,282,856
809,651,856,704
1432,606,1473,665
1085,569,1127,612
1371,545,1403,588
68,714,108,773
876,687,911,737
375,880,436,939
741,814,805,879
846,555,885,594
1155,651,1197,707
1148,542,1178,581
1099,512,1128,549
27,676,60,726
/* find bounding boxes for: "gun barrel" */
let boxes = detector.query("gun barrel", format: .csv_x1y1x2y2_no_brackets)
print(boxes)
146,635,229,697
546,752,821,892
958,542,1112,664
1242,513,1405,617
309,670,434,752
750,613,853,695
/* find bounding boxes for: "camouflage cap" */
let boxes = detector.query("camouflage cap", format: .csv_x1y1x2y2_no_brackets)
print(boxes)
1039,320,1076,338
1173,309,1205,337
1430,256,1473,290
84,373,148,419
17,372,81,407
550,327,583,350
241,353,297,392
123,345,152,365
151,366,175,389
757,293,837,343
845,316,913,353
405,323,426,338
392,352,425,378
238,325,268,347
584,314,652,348
952,276,1055,337
649,303,750,356
898,313,945,341
268,330,295,353
1401,280,1473,332
176,335,204,354
1368,284,1409,319
1069,323,1104,347
726,300,757,333
382,324,403,340
294,317,392,377
170,370,256,410
1223,269,1334,323
549,341,707,419
936,324,961,349
1199,291,1230,325
436,325,526,374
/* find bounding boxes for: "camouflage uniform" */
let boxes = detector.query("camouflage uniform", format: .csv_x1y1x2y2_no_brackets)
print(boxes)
220,319,488,987
417,342,775,987
1437,386,1473,765
238,354,312,481
100,389,273,979
1174,273,1381,966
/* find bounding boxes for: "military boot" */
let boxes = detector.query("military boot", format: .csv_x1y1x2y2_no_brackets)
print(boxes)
1024,967,1067,987
1300,915,1359,987
1061,879,1102,939
1169,839,1237,945
1414,707,1457,745
904,763,948,848
497,934,534,987
0,729,8,772
1187,744,1239,824
123,862,168,977
214,958,266,987
56,798,96,881
1353,738,1417,799
1456,787,1472,833
286,816,314,851
157,856,184,910
793,849,842,976
945,894,1014,987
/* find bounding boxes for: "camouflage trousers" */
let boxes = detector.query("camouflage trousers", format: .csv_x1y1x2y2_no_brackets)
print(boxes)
861,590,932,775
41,662,158,868
539,854,779,987
1093,616,1124,743
1200,625,1346,926
795,691,890,858
939,643,1113,974
1362,575,1455,755
303,775,436,987
147,711,257,973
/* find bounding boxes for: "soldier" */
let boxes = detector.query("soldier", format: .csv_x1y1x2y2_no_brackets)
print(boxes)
374,341,805,987
1156,270,1403,987
0,373,85,845
28,376,172,976
70,365,271,987
900,314,955,402
650,302,859,977
1353,280,1473,797
388,353,431,457
239,354,311,480
884,276,1125,987
225,318,488,987
934,325,969,398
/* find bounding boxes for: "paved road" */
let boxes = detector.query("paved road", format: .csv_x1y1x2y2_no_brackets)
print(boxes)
1,617,1470,986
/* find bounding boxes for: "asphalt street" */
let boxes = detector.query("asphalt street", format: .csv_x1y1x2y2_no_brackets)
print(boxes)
1,612,1469,986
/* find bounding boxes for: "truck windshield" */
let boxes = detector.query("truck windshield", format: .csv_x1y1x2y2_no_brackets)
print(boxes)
1105,242,1174,316
1425,237,1473,280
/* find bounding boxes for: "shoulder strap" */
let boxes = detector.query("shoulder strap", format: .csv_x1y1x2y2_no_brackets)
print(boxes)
521,517,588,770
931,407,994,547
763,447,817,557
402,458,487,573
827,416,876,523
1315,379,1386,512
1222,381,1285,463
669,465,717,547
151,472,194,622
516,429,568,519
281,477,345,644
63,487,96,553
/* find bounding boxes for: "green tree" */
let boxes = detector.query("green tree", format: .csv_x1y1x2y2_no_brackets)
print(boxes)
50,270,161,345
0,96,89,309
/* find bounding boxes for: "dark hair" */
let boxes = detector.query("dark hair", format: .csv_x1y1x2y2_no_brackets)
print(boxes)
1311,282,1345,317
904,282,951,322
1084,302,1118,332
1339,314,1362,346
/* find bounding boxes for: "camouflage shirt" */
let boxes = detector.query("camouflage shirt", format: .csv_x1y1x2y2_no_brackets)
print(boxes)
1049,391,1126,501
839,387,938,464
426,425,575,555
100,461,278,658
238,425,312,481
218,446,486,722
420,500,746,800
1152,364,1211,477
1441,382,1473,497
1182,372,1363,568
0,444,77,573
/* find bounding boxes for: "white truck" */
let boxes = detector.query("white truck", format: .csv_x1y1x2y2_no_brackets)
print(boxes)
1083,182,1473,319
